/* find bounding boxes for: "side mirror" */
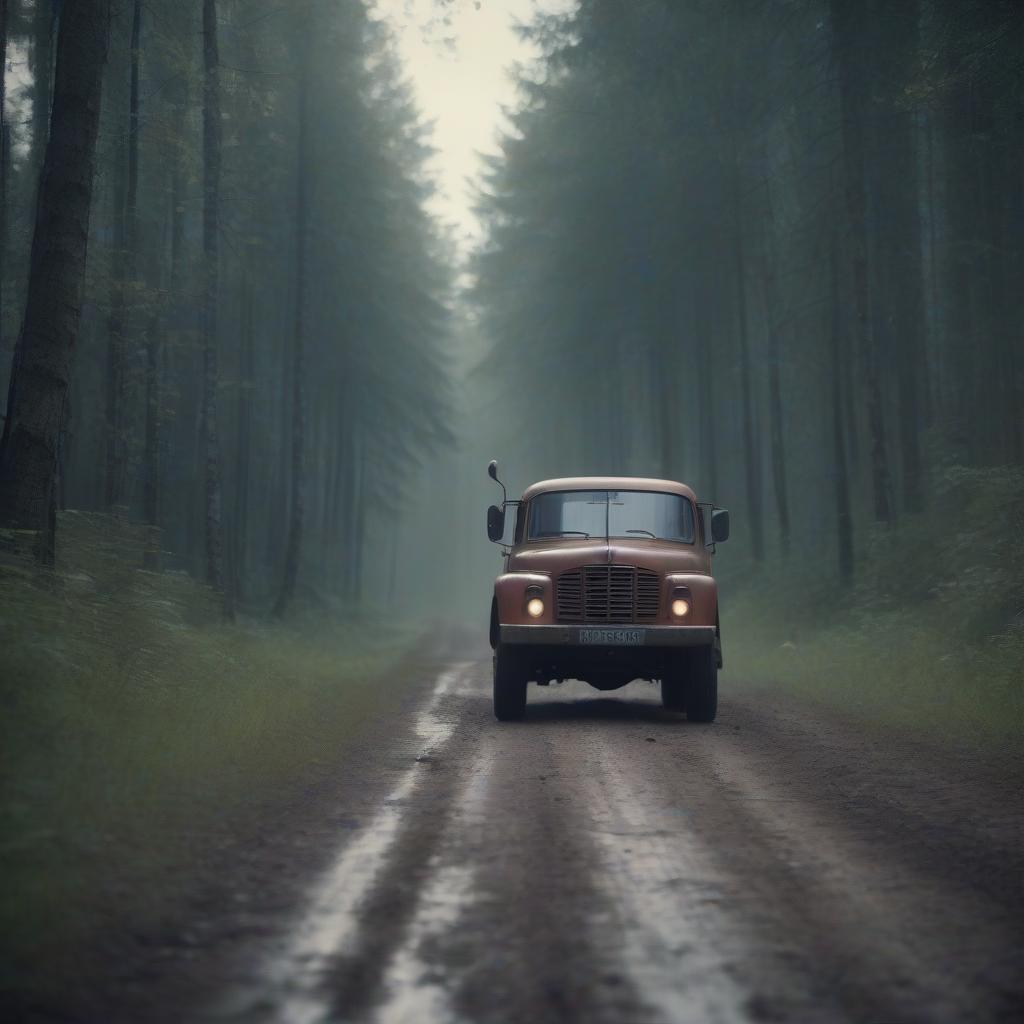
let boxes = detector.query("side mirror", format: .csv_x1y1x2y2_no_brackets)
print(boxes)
487,504,506,543
711,508,730,543
487,460,499,481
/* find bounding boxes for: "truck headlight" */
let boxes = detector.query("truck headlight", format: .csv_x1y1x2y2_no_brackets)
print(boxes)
671,587,691,618
527,597,545,618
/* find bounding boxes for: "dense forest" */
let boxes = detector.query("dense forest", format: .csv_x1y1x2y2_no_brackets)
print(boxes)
471,0,1023,592
0,0,452,614
0,0,1022,614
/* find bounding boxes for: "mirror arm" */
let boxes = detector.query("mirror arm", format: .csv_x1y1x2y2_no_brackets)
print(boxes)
487,460,508,507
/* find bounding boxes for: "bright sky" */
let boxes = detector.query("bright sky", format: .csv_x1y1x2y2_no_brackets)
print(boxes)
371,0,576,254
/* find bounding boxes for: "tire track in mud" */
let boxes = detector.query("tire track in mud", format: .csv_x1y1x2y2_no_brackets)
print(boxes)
208,664,1023,1024
719,696,1024,905
213,663,480,1024
693,735,1022,1024
690,702,1024,1024
350,681,653,1024
548,721,754,1024
546,687,1024,1024
330,722,496,1024
434,713,648,1024
253,669,665,1024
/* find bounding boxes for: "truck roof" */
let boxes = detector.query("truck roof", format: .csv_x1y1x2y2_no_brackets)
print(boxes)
520,477,698,502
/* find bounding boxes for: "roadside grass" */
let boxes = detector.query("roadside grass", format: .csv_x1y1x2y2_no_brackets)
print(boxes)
0,514,417,1004
724,593,1024,743
722,466,1024,746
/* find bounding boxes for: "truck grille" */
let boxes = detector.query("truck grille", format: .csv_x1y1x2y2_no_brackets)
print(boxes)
556,565,660,623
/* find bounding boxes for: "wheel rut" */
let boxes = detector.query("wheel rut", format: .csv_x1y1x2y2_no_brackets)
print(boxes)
205,662,1023,1024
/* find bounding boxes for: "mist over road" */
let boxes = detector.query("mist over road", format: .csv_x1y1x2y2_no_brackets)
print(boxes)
191,661,1024,1024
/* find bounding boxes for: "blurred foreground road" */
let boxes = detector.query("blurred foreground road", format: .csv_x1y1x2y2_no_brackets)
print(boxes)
191,660,1023,1024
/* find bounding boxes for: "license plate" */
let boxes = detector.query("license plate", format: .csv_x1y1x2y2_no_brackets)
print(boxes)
578,628,646,646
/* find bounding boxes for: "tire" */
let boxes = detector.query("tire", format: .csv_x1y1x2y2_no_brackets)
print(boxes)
493,644,528,721
685,644,718,723
661,656,687,711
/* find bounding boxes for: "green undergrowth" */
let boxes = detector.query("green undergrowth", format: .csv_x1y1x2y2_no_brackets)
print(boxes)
722,466,1024,746
0,515,417,1004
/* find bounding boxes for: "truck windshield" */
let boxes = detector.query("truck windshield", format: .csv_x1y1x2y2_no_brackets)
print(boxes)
526,490,695,543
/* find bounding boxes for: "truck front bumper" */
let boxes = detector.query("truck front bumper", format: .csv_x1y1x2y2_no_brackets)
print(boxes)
500,624,716,647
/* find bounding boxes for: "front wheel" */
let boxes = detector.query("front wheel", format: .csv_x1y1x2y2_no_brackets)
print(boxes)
493,644,527,721
661,658,687,711
685,644,718,723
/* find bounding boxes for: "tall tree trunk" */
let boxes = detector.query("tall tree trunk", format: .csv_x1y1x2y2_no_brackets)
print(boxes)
765,314,789,554
762,178,790,554
270,304,291,574
342,428,361,603
0,0,7,350
0,0,113,550
387,516,398,608
943,68,985,464
321,407,339,546
142,306,160,569
831,0,893,522
233,275,253,603
31,0,54,176
273,49,310,617
352,445,367,603
977,106,1019,463
141,164,166,572
720,1,763,560
1004,11,1024,462
655,332,675,479
202,0,225,591
922,107,941,427
729,152,764,562
693,272,717,499
327,397,350,592
141,7,169,572
126,0,141,264
104,151,126,508
105,0,143,510
829,228,854,585
870,0,925,514
165,107,191,564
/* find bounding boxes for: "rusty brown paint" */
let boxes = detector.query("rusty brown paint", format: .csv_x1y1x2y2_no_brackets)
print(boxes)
494,477,717,630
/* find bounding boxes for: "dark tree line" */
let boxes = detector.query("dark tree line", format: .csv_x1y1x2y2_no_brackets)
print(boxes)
2,0,1019,611
473,0,1023,583
0,0,452,613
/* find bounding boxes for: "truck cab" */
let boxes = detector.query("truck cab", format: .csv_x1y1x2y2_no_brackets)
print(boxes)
486,465,730,721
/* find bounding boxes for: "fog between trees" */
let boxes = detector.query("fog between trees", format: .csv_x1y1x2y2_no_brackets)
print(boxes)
1,0,453,616
0,0,1022,628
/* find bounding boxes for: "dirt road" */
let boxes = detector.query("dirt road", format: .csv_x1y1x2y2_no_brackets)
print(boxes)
37,654,1006,1024
155,658,1021,1024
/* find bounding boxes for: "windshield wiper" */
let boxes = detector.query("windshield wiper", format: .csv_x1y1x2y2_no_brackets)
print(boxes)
537,530,591,538
626,529,657,538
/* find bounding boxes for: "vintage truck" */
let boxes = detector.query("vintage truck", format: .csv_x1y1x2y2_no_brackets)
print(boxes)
486,464,729,722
